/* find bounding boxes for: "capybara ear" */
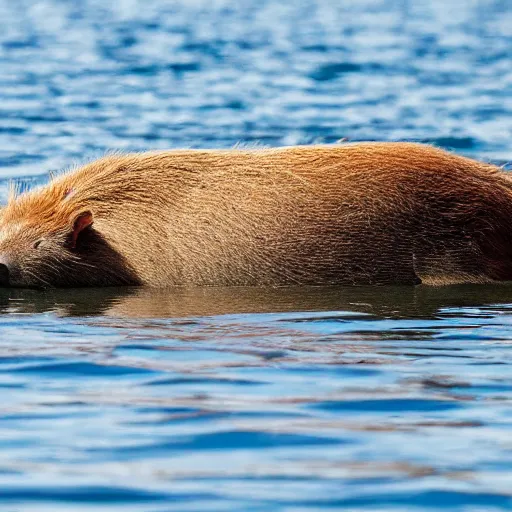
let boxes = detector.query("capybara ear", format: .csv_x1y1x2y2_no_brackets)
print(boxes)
67,211,94,250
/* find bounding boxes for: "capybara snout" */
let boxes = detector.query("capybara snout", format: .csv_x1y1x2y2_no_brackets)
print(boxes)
0,262,9,287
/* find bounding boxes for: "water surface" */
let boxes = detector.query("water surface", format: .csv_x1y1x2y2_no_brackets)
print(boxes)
1,285,512,510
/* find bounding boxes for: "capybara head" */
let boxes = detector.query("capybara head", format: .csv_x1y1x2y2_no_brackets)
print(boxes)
0,182,139,288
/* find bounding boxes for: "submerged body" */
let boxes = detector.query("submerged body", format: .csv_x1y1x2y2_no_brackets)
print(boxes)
0,142,511,288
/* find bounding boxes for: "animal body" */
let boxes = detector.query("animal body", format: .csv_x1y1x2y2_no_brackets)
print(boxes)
0,142,511,288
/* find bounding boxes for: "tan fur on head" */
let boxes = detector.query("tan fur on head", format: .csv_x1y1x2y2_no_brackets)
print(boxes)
0,142,512,288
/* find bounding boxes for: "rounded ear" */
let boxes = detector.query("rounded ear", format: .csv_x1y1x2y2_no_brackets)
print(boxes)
68,211,94,249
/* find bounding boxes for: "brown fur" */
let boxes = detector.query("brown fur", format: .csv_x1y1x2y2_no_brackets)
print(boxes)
1,142,512,288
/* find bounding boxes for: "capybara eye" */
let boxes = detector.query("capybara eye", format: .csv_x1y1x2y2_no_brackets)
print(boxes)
33,240,43,249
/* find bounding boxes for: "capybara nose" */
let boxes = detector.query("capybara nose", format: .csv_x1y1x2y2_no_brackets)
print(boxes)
0,263,10,286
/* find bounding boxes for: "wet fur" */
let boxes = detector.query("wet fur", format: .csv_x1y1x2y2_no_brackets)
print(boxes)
1,142,512,288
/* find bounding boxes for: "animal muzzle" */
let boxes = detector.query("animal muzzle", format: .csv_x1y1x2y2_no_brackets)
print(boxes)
0,263,9,286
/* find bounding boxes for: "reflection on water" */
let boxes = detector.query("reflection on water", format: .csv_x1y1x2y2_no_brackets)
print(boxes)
2,283,512,319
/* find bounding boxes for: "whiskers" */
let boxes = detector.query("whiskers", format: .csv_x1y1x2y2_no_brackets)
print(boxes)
22,247,92,287
23,269,52,289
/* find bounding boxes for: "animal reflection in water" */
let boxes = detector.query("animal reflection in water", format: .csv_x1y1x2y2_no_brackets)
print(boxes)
1,284,511,320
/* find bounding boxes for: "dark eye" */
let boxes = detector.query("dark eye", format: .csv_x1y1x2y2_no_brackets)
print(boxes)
33,240,43,249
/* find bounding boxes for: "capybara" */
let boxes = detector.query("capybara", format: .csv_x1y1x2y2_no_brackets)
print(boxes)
0,142,511,288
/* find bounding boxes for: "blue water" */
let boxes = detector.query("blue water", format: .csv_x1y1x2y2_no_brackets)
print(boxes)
0,0,512,510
